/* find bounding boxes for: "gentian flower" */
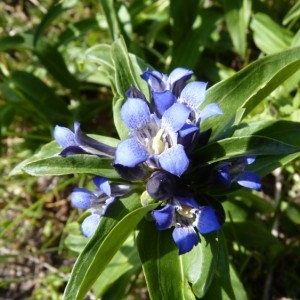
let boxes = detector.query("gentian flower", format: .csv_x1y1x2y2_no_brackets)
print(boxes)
54,121,115,157
147,171,222,254
71,176,131,237
214,156,261,191
141,67,193,97
152,196,221,254
114,95,191,177
141,68,223,147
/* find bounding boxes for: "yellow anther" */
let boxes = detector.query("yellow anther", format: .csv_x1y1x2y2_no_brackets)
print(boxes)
151,129,166,155
177,204,194,218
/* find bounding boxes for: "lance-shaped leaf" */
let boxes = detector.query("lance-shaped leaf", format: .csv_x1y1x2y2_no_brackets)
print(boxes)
10,135,119,177
233,120,300,148
3,71,70,125
111,37,149,139
22,155,119,179
191,135,300,166
137,220,195,300
63,194,159,300
201,47,300,141
182,232,219,298
223,0,251,58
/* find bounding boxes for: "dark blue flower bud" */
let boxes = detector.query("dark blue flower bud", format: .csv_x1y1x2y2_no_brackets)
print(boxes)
146,171,177,200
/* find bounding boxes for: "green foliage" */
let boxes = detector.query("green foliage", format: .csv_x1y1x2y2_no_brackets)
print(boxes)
1,0,300,299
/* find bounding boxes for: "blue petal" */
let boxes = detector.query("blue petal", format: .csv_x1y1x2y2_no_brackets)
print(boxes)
74,122,115,156
114,138,148,167
153,90,176,116
158,144,189,176
113,164,147,181
60,145,87,156
197,206,221,234
178,123,198,138
175,196,199,209
121,98,151,130
236,172,262,191
162,103,191,132
71,188,95,210
102,197,115,215
141,68,165,91
169,68,193,96
172,226,199,255
217,166,231,187
168,68,193,86
93,177,111,196
126,85,146,100
152,204,175,230
53,125,75,148
81,214,101,237
238,156,256,165
180,81,207,108
200,103,223,121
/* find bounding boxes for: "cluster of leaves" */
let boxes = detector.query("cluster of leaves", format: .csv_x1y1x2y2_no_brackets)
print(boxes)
1,0,300,299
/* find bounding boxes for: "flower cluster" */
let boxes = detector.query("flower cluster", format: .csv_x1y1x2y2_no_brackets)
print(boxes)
113,68,226,254
54,67,262,255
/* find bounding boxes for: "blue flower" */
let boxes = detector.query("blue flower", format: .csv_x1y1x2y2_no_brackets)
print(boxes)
141,67,193,97
152,196,221,255
71,176,131,237
147,171,222,254
142,68,222,148
54,121,115,157
214,156,261,191
114,96,190,177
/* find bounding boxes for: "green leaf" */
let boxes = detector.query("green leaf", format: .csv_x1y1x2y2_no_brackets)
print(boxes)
250,13,293,54
23,155,119,179
100,0,121,40
170,8,223,70
3,71,70,125
0,34,33,51
204,265,248,300
57,18,100,46
233,120,300,148
170,0,199,45
137,220,195,300
208,231,245,300
223,0,251,58
110,37,148,139
191,135,299,166
10,141,61,176
202,47,300,141
248,152,300,178
10,135,119,177
182,232,219,298
35,41,78,92
223,221,284,252
283,1,300,25
85,38,149,140
33,0,77,44
92,234,140,297
62,194,159,300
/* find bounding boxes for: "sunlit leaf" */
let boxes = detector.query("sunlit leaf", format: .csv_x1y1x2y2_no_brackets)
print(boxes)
202,47,300,141
35,41,78,92
63,193,158,300
182,232,219,298
223,0,251,58
191,135,299,166
92,234,140,297
250,13,293,54
23,155,119,179
3,71,70,125
137,220,195,300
